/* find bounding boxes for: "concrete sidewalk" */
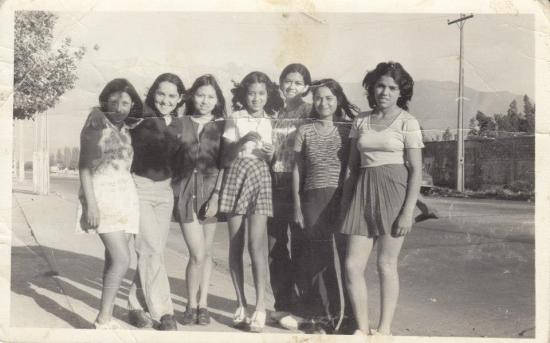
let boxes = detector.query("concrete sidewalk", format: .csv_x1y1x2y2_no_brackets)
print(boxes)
10,179,290,334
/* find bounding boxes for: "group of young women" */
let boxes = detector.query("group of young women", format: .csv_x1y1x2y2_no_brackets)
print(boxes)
77,61,424,336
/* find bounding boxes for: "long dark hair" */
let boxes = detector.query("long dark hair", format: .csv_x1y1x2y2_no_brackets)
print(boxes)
144,73,186,117
362,61,414,111
184,74,226,118
309,78,358,121
231,71,284,116
99,78,143,118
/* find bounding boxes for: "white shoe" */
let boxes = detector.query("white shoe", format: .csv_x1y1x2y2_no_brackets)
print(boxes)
233,306,249,327
270,311,290,322
94,319,122,329
278,314,304,331
249,311,266,333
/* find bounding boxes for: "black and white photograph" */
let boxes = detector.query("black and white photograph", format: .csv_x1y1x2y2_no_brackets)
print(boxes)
1,0,549,342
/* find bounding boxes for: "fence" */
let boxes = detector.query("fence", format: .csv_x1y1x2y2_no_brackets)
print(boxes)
423,136,535,190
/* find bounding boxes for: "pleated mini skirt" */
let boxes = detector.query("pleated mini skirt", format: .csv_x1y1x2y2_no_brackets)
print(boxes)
340,164,408,237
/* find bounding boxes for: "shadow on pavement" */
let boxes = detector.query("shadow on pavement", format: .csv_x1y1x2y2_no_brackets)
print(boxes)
11,245,234,329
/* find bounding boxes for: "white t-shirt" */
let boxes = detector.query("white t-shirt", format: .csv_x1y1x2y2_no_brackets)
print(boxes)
350,110,424,167
223,109,273,159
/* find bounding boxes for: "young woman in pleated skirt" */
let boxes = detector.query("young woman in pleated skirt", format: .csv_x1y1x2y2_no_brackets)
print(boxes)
340,62,424,336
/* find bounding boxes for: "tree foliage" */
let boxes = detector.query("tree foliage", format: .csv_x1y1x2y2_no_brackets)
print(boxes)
468,111,497,138
14,11,86,120
468,96,535,139
442,127,453,141
522,95,535,134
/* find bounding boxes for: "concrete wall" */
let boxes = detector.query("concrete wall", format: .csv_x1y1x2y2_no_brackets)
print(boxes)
423,136,535,190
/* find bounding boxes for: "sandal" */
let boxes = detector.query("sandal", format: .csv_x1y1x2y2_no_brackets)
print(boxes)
248,311,266,333
233,306,249,327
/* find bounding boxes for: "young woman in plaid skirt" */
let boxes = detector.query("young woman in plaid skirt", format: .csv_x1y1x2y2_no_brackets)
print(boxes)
219,71,284,332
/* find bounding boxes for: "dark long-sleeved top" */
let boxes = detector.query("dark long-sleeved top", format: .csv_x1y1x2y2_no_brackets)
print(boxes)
129,106,183,181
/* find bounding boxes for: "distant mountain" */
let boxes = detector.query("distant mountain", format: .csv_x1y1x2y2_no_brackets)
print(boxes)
410,80,525,138
341,80,526,140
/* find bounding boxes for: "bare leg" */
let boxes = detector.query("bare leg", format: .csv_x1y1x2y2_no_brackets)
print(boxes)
97,231,132,324
344,234,374,334
198,223,217,308
376,234,405,335
247,214,268,312
181,218,206,309
227,214,247,308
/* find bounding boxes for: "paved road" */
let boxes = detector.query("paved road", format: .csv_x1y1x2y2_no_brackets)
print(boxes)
17,174,535,338
49,173,535,246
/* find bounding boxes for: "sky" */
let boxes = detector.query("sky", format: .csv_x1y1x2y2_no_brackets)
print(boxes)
17,11,535,159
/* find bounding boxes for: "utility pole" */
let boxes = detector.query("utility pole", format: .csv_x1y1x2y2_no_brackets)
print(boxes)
448,13,474,192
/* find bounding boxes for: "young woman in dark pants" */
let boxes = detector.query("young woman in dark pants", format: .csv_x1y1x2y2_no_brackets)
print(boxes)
268,63,312,319
280,79,358,334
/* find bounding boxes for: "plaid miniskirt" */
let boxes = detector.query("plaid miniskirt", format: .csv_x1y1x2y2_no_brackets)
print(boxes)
219,157,273,217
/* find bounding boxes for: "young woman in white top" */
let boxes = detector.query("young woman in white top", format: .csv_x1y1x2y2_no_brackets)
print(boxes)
340,62,424,336
219,71,284,332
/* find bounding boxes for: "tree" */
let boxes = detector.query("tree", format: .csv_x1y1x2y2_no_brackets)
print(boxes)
63,146,71,169
468,110,497,138
442,127,453,141
14,11,86,120
56,148,63,166
69,147,80,170
522,94,535,134
494,99,534,137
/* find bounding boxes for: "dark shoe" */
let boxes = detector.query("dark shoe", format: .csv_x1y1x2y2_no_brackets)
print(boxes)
197,308,211,325
299,321,326,334
158,314,177,331
415,212,438,223
128,309,153,328
181,307,198,325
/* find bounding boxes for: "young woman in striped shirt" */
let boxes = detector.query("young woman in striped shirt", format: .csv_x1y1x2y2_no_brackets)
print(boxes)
283,79,358,333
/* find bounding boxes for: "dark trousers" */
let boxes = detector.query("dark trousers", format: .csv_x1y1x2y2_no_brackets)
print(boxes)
268,217,306,312
296,187,355,333
267,172,306,312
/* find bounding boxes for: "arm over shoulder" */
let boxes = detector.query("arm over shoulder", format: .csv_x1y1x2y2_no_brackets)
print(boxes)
79,122,103,170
